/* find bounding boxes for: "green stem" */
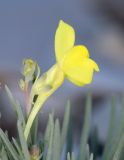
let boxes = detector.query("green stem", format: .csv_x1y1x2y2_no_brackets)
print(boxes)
24,87,58,141
24,82,30,115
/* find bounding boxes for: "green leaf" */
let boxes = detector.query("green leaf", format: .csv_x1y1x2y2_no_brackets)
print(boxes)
89,153,93,160
0,129,19,160
66,116,73,155
102,97,124,160
12,138,23,159
78,93,92,160
43,115,52,160
89,127,99,159
67,152,76,160
0,147,8,160
71,152,76,160
86,144,90,160
53,119,61,160
61,100,71,151
103,97,116,160
112,98,124,160
31,114,39,145
67,152,71,160
5,85,25,128
44,112,54,145
46,114,54,160
17,121,30,160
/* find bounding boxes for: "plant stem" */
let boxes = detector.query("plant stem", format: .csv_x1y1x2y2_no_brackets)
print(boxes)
24,82,30,114
24,87,59,141
24,95,46,141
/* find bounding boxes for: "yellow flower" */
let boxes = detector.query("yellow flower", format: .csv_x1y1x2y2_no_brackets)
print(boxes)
55,20,99,86
24,20,100,140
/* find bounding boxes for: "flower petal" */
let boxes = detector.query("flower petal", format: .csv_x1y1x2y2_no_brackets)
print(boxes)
55,20,75,62
62,46,99,86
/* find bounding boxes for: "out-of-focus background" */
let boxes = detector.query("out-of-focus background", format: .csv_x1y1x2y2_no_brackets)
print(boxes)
0,0,124,142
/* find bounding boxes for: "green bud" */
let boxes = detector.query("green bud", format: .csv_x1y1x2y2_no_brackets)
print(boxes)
19,79,25,91
22,58,36,82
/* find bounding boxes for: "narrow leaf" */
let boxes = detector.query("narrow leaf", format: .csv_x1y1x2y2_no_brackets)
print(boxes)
5,85,25,128
86,144,90,160
46,114,54,160
61,100,71,151
17,121,30,160
43,115,52,160
31,114,38,144
89,153,93,160
12,138,23,159
0,147,8,160
79,93,92,160
67,152,71,160
103,97,116,160
53,119,61,160
0,129,19,160
71,152,76,160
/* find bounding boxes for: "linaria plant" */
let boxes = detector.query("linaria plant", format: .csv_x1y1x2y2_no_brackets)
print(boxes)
0,20,99,160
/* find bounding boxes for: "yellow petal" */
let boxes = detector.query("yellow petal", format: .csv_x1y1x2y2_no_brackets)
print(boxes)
62,45,89,64
62,47,99,86
55,20,75,62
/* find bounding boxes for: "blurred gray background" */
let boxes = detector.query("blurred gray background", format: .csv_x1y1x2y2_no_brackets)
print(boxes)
0,0,124,140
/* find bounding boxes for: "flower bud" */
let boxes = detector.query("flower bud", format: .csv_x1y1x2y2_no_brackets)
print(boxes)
22,58,36,82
